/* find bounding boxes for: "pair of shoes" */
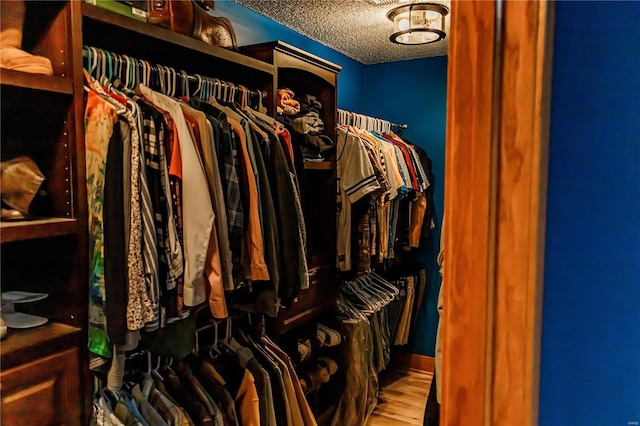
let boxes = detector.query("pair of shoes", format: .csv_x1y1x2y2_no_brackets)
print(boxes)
0,1,53,75
299,356,338,394
318,323,341,347
298,339,312,361
317,328,327,346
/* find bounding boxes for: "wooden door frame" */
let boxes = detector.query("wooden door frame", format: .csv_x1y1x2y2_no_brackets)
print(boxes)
441,1,555,424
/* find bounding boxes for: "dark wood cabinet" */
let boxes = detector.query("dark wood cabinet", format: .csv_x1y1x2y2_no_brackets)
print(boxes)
241,41,341,336
1,1,88,422
1,347,82,426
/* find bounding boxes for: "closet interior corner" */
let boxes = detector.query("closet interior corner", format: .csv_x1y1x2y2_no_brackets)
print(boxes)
1,2,441,425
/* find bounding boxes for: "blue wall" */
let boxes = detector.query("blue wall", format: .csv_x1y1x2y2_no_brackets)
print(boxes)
361,58,448,356
540,1,640,424
218,0,448,357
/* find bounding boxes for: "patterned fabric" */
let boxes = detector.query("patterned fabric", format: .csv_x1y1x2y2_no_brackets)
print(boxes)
139,100,185,325
336,128,382,271
224,124,244,257
121,109,156,330
86,90,118,358
161,111,187,320
138,107,161,331
406,144,430,192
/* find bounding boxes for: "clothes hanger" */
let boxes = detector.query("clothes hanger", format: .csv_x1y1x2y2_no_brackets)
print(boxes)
369,272,400,297
209,320,222,359
131,57,138,88
91,47,101,80
164,65,172,96
170,67,177,97
180,70,189,98
227,81,235,104
257,89,267,114
356,275,392,306
156,65,165,94
209,77,217,101
221,80,228,103
336,295,368,321
192,74,203,99
121,54,130,88
343,280,377,313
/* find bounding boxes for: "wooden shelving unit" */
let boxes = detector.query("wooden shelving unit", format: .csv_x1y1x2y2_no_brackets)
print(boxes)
1,2,87,424
1,3,345,423
0,69,74,94
0,218,78,243
241,42,341,338
304,161,334,170
0,322,82,370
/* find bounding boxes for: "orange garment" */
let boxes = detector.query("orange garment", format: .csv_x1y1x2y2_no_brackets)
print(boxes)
279,128,295,166
236,369,261,426
409,192,427,248
183,115,226,318
168,122,182,179
181,104,232,318
227,117,270,281
276,88,300,115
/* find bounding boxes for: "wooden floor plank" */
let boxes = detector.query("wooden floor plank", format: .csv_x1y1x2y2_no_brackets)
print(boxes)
366,366,432,426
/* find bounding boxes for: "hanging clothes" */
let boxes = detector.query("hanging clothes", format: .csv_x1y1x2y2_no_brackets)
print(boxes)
92,316,318,426
334,111,436,274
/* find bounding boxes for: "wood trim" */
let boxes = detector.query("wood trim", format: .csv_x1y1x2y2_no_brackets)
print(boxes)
392,352,435,374
442,0,554,425
491,2,554,425
442,1,498,424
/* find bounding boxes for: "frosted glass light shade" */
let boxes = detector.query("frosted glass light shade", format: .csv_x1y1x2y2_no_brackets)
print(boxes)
387,3,449,45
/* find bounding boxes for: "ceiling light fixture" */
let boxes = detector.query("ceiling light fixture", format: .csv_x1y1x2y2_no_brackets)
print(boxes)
387,2,449,45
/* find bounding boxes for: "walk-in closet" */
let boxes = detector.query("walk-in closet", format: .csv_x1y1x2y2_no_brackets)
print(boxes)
0,1,450,425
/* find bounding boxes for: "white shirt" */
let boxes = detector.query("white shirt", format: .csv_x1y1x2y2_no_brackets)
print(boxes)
139,84,213,307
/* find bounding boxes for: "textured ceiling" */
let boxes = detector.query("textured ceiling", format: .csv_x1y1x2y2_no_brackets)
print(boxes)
232,0,450,64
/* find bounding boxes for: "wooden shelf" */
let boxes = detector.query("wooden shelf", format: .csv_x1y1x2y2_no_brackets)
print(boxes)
279,299,335,335
0,218,78,243
0,322,82,370
241,40,341,84
81,3,274,75
278,264,337,335
304,161,334,170
0,69,73,94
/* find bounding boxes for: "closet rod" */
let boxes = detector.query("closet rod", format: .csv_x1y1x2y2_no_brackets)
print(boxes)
338,108,408,131
82,46,268,101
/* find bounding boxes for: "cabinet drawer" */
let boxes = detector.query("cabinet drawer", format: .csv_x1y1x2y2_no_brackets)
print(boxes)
1,348,82,426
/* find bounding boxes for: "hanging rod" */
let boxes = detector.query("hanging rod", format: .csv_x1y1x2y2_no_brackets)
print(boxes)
82,46,268,102
338,108,408,132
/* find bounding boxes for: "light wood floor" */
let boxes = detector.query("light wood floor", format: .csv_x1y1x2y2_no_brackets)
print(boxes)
366,368,433,426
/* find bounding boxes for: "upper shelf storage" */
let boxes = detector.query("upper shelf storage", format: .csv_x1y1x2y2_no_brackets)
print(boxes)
240,41,342,85
81,3,274,85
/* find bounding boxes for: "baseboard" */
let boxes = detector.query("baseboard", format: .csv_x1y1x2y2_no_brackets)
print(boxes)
392,351,435,373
